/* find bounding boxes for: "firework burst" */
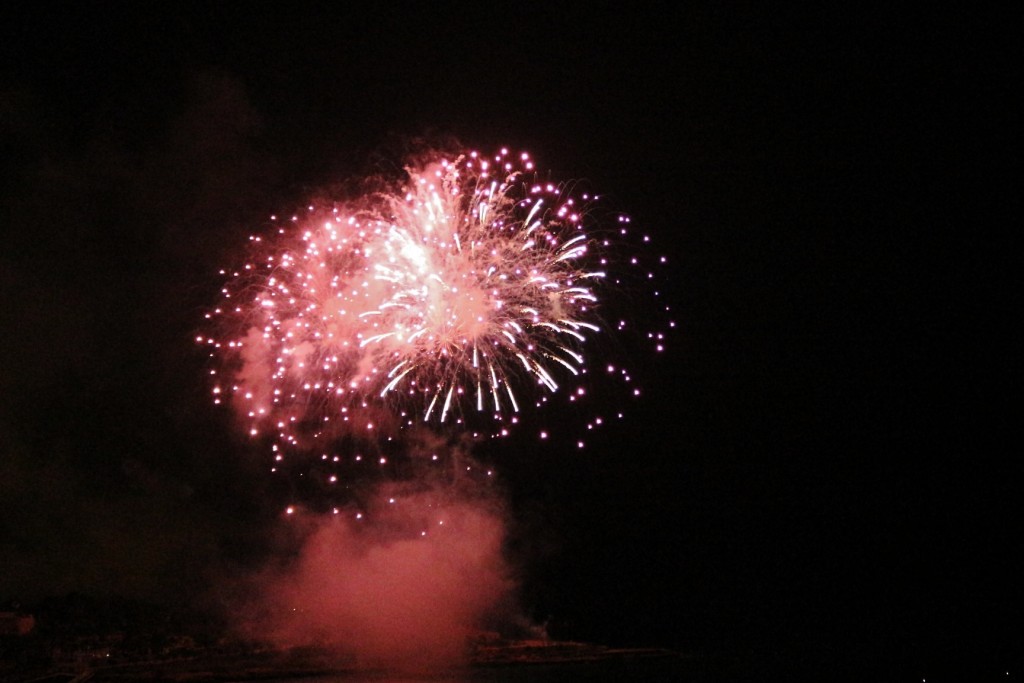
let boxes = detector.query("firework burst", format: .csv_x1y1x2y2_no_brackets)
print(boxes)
200,148,669,458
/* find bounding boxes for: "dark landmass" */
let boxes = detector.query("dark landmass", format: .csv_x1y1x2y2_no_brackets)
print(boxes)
3,594,1019,681
4,633,683,683
2,594,691,682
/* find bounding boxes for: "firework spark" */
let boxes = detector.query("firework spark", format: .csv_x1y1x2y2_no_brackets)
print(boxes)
200,148,669,458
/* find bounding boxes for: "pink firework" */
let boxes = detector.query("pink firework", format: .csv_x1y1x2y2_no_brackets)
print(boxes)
200,148,667,454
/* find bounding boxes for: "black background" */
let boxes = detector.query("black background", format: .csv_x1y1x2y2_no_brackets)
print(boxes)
2,3,1018,675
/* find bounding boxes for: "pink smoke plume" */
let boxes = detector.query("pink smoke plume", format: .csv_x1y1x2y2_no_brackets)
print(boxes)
236,488,514,670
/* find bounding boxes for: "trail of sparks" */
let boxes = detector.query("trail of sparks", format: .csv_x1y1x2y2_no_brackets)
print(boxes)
200,148,672,461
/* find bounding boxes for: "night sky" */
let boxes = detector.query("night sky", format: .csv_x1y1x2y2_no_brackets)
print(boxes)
2,4,1018,675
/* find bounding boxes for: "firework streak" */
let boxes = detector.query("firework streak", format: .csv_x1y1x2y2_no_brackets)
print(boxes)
199,149,670,461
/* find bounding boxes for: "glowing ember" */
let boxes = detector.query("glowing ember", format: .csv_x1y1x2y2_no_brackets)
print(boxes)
202,148,671,456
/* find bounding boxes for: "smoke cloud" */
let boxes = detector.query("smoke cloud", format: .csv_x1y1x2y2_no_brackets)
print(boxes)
233,484,515,670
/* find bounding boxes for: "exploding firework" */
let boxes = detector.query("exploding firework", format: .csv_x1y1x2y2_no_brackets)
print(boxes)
202,148,673,661
199,148,670,461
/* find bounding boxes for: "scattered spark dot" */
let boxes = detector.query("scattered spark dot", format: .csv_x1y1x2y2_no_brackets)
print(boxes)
202,146,674,500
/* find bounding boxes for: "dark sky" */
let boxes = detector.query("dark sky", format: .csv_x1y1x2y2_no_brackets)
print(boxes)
1,3,1018,673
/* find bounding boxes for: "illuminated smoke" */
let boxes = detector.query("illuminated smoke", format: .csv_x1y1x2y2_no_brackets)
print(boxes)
240,489,511,670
